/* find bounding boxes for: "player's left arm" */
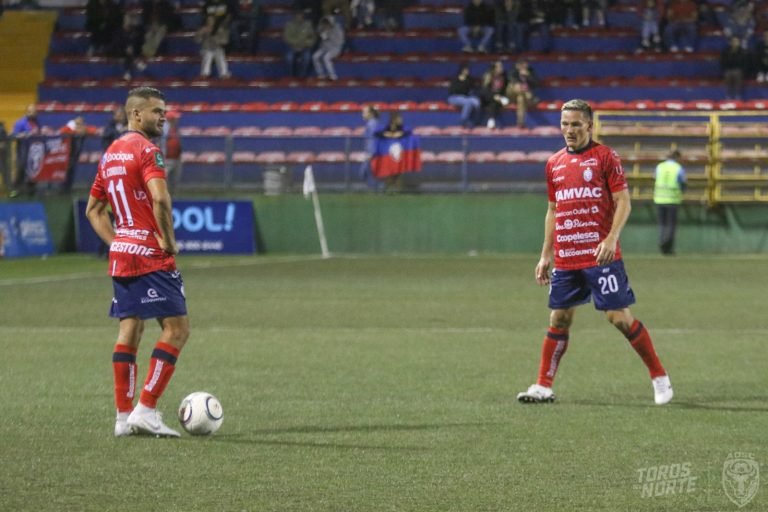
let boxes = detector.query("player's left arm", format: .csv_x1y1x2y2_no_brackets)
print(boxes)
595,188,631,266
147,177,178,255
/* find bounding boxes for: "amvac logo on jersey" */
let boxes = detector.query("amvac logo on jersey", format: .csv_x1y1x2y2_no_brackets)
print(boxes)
141,288,167,304
555,187,603,201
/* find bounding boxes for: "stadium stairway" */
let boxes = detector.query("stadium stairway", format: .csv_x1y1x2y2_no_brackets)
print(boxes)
0,10,57,130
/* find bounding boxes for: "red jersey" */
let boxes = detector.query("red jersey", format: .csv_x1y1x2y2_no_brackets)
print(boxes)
545,140,628,270
90,131,176,277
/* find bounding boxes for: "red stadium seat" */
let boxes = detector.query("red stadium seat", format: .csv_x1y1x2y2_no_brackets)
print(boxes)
286,151,316,163
435,151,465,163
316,151,347,162
179,127,203,136
627,99,658,110
419,151,437,162
596,100,628,110
261,126,294,136
496,151,528,162
232,126,263,136
202,126,232,136
526,151,552,161
292,126,324,136
658,100,685,111
685,100,715,110
322,127,353,136
197,151,226,163
241,102,270,112
349,151,367,162
467,151,496,163
254,151,287,163
232,151,257,163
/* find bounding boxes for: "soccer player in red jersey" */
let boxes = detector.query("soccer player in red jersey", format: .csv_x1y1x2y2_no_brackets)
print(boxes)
517,99,673,405
86,87,189,436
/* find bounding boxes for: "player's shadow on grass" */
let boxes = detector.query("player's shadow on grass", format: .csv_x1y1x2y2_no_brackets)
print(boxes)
569,398,768,412
210,421,498,451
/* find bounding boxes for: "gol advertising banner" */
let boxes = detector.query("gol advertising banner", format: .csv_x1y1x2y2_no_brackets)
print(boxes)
75,199,256,254
0,202,55,258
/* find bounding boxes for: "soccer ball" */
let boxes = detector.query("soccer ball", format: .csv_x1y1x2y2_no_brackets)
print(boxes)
178,392,223,435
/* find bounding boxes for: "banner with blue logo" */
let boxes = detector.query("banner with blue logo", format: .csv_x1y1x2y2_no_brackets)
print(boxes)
75,200,257,254
0,202,55,258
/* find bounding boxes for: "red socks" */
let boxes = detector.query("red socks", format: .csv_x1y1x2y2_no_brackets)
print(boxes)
138,342,181,408
626,320,666,379
536,328,569,388
112,344,138,413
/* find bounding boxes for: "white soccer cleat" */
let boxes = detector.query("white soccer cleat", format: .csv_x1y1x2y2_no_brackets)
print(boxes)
517,384,556,404
127,406,181,438
114,411,134,437
652,375,674,405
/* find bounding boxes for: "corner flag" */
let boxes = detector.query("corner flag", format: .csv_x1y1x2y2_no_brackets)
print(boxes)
303,166,330,258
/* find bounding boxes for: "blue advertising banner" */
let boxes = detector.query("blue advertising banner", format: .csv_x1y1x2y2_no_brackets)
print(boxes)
0,202,55,258
75,200,256,254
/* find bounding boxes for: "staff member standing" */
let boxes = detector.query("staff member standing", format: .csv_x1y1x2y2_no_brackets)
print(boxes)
653,149,686,255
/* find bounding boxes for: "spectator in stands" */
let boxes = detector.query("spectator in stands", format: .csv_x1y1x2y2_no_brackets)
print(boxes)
161,110,183,193
507,58,539,128
755,30,768,82
518,0,552,53
723,1,756,50
663,0,698,53
447,63,482,128
636,0,663,53
140,0,182,61
459,0,495,53
9,104,40,198
283,9,316,78
550,0,581,29
695,0,719,30
312,15,344,81
107,12,146,80
494,0,522,52
358,105,381,186
653,149,686,255
60,116,97,194
721,35,750,99
293,0,321,25
479,60,510,129
351,0,375,29
85,0,123,56
322,0,352,30
102,107,128,150
378,0,408,31
582,0,606,27
197,14,232,79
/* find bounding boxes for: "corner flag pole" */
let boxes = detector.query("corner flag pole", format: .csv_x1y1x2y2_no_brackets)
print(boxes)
303,165,330,258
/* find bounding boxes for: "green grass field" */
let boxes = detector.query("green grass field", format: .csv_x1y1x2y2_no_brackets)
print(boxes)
0,253,765,511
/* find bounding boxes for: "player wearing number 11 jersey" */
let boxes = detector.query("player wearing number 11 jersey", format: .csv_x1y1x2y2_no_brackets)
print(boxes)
86,87,189,437
516,99,673,406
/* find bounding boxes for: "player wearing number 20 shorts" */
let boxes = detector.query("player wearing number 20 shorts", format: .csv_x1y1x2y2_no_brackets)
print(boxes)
516,99,673,406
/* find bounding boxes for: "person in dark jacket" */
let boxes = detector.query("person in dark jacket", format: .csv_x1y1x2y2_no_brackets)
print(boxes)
447,64,482,127
458,0,495,53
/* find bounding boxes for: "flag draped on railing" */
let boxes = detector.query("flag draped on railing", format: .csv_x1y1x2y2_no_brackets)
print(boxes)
370,130,422,179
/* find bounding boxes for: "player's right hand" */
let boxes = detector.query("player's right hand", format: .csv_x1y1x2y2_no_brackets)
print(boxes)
535,258,551,286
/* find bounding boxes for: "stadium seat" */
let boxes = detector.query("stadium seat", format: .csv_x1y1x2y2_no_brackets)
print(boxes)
286,151,315,163
316,151,347,162
254,151,287,163
435,151,465,163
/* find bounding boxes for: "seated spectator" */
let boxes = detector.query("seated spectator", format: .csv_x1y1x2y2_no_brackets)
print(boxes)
637,0,663,53
9,105,40,198
447,64,482,128
283,9,316,78
494,0,522,52
59,117,98,193
196,14,232,78
663,0,699,53
550,0,581,29
141,0,182,61
85,0,123,56
106,12,146,80
582,0,606,27
479,60,509,129
507,58,539,128
378,0,407,31
102,107,127,150
459,0,495,53
721,35,750,99
519,0,552,53
696,0,719,30
322,0,352,30
312,15,344,81
755,29,768,82
351,0,375,29
723,1,756,50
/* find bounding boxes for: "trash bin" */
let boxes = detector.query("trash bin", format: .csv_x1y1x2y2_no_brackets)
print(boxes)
263,166,291,195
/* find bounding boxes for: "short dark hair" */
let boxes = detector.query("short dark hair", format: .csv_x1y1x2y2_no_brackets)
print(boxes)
561,99,593,120
127,86,165,102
